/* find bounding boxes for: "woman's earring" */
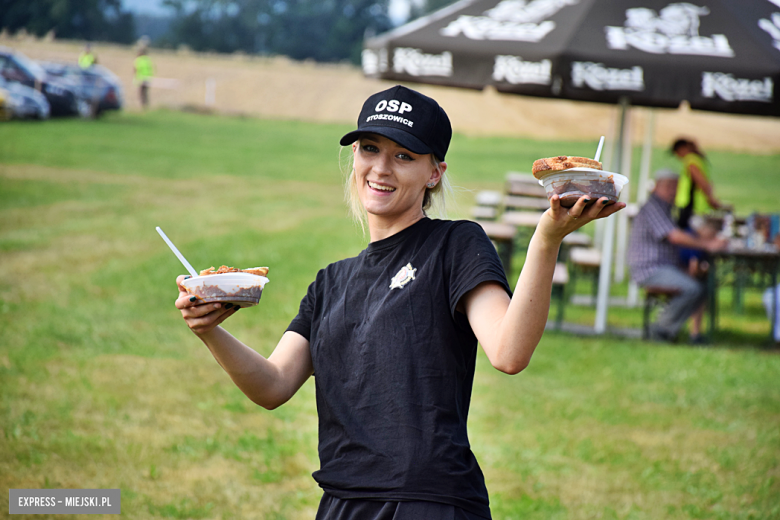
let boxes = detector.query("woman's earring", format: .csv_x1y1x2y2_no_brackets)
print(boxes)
427,182,435,188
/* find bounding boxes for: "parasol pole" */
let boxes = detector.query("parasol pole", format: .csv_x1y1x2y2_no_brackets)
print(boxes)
627,108,656,306
594,104,620,249
613,105,633,283
636,108,655,205
595,97,629,333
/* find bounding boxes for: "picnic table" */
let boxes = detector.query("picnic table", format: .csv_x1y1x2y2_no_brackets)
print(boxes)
501,210,541,228
503,195,550,212
706,246,780,341
505,172,546,199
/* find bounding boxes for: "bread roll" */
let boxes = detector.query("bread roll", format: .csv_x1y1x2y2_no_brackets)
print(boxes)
200,265,269,276
532,156,602,179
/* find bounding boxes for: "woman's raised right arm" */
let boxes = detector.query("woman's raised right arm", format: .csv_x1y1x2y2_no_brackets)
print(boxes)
175,275,314,410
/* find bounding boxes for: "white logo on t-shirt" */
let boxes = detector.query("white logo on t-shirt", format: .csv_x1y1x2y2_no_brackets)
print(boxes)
390,263,417,289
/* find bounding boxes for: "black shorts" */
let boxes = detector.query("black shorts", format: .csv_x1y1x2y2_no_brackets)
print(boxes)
315,493,491,520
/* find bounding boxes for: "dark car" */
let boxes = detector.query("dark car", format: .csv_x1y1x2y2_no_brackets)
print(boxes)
0,46,89,117
40,62,123,115
0,77,50,120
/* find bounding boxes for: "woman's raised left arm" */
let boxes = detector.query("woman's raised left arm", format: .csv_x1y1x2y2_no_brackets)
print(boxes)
462,195,624,374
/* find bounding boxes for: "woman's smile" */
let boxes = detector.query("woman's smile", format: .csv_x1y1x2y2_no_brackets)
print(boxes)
367,180,396,193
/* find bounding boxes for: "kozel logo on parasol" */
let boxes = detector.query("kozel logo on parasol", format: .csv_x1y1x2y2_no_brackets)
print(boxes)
440,0,579,42
362,48,388,75
571,62,644,92
393,48,453,77
493,55,552,85
606,2,734,57
701,73,774,103
758,12,780,52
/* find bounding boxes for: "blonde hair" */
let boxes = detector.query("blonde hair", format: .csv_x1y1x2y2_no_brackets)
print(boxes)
340,146,452,233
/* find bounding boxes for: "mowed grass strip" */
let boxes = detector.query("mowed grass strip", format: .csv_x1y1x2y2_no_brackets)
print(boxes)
3,110,778,210
1,111,779,519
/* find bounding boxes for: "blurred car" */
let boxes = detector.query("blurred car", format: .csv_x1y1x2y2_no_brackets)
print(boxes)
0,77,50,120
0,87,8,120
40,62,123,115
0,46,89,117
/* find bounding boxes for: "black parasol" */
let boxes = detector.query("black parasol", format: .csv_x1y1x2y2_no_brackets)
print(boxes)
363,0,780,117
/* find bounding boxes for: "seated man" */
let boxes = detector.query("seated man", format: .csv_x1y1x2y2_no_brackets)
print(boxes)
628,169,726,342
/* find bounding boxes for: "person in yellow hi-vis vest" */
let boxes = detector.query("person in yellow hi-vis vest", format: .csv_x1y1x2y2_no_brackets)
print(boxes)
79,43,97,69
671,138,726,230
134,48,154,109
671,137,730,344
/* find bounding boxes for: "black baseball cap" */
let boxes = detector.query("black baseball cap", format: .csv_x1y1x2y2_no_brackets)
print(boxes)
340,85,452,162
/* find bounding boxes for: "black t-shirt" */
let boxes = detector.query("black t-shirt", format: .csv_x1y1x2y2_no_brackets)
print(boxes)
287,218,511,519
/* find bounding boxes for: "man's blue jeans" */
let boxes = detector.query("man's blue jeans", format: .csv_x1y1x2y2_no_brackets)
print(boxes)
641,265,707,339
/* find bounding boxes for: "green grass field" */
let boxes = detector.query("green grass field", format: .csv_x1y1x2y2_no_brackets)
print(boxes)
1,110,779,519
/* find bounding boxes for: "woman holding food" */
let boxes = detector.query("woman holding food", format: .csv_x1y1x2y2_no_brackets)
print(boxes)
174,85,624,519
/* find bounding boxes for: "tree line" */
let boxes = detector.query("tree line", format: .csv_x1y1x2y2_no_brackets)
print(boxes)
0,0,136,44
0,0,458,64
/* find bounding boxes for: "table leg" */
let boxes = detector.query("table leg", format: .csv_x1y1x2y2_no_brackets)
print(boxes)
734,259,745,314
771,265,778,344
707,257,718,341
499,239,513,277
554,284,565,330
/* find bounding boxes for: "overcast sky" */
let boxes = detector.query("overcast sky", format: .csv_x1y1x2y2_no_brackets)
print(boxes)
122,0,415,24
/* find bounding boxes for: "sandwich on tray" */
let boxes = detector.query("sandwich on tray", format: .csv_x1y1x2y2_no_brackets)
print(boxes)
531,155,618,208
182,265,270,308
531,156,603,178
200,265,269,277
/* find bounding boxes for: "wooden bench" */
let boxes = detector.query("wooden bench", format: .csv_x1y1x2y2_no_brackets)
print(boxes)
501,210,542,228
504,195,550,212
471,190,503,222
500,210,543,250
562,232,592,248
475,190,503,207
477,221,516,275
642,286,681,340
559,232,593,263
471,206,499,221
568,247,602,302
569,247,601,268
505,172,546,198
